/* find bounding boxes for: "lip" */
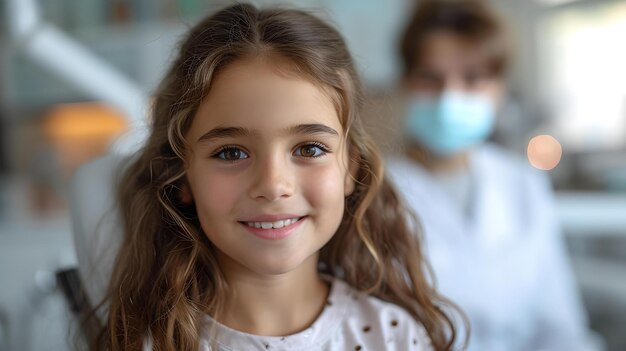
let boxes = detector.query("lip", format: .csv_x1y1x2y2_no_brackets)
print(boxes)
239,215,306,241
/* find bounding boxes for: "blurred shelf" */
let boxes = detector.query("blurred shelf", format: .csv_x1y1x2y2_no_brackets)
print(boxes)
556,191,626,237
572,256,626,305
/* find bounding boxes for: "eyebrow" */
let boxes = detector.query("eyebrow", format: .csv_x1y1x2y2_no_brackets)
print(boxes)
286,123,339,137
197,127,252,143
197,123,339,143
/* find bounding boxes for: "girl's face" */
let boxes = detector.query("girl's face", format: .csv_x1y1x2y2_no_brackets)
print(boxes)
184,58,354,277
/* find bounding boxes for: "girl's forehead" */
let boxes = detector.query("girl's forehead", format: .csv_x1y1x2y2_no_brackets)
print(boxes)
190,58,343,137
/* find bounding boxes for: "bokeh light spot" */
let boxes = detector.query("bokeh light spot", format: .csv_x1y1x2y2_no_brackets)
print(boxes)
527,134,562,170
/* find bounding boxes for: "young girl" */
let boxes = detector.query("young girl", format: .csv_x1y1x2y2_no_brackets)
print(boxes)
93,3,463,350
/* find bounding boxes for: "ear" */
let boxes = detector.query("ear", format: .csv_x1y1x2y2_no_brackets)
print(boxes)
344,149,360,197
179,180,193,204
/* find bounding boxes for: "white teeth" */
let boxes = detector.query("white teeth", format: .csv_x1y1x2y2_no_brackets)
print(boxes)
245,218,300,229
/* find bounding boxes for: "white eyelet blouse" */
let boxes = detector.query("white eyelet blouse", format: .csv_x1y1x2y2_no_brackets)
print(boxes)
198,278,433,351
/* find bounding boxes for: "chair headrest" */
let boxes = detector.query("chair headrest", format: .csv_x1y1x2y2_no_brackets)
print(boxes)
70,153,129,315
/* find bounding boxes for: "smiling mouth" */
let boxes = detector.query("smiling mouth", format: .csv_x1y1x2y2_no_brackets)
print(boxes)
241,217,303,229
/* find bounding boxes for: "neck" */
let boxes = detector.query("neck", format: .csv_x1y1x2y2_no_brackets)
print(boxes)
218,254,329,336
406,143,470,174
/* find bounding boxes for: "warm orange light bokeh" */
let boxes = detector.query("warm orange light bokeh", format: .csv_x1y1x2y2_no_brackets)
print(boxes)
43,102,128,141
41,102,129,177
527,134,562,171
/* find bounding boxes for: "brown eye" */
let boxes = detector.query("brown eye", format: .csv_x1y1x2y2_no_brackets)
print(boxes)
215,147,249,161
295,144,325,158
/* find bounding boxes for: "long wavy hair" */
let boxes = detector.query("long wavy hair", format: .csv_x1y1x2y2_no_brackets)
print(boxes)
91,3,465,350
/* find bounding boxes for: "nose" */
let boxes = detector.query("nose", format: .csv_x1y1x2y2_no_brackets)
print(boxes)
248,153,295,202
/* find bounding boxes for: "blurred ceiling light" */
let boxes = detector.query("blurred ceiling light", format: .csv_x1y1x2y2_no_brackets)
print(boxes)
43,102,128,142
527,135,563,171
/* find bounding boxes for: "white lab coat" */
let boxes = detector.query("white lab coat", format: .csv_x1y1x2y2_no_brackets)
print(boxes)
386,143,595,351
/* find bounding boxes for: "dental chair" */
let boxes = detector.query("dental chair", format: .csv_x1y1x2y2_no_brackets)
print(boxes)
68,152,130,333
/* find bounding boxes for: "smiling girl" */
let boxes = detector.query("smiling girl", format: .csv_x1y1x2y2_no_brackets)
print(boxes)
93,3,463,350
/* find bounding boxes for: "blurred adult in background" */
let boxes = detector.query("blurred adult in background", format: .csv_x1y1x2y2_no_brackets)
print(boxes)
385,0,598,350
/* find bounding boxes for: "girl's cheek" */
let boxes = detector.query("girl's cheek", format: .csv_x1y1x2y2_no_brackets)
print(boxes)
194,169,245,215
301,165,346,204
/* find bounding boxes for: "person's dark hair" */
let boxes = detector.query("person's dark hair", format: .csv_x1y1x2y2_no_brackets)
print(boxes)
89,3,465,350
399,0,510,77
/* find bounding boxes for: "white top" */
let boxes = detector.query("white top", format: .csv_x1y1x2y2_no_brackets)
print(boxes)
386,143,596,351
197,278,433,351
432,169,472,216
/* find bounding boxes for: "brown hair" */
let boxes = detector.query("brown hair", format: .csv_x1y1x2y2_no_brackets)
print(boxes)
91,3,464,350
399,0,510,77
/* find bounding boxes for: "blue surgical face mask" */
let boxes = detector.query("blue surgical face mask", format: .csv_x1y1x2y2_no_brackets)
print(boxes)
405,91,496,156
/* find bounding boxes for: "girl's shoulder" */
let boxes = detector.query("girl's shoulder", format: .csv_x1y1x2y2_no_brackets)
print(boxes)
333,278,433,350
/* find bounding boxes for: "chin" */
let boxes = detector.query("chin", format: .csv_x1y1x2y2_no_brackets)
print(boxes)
246,252,310,276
